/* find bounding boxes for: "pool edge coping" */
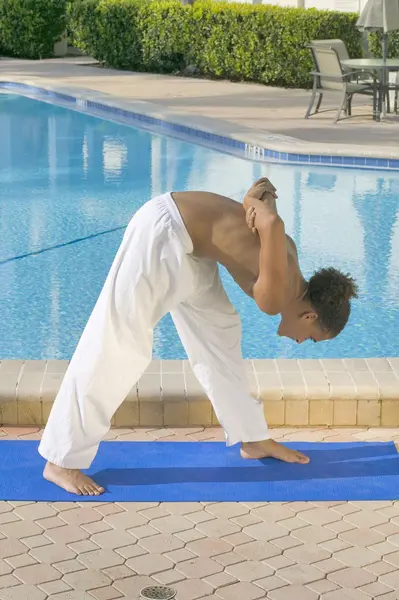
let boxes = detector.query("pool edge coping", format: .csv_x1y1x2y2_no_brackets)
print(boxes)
1,78,399,169
1,358,398,429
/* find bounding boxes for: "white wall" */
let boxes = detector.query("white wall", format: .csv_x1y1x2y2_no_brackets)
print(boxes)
227,0,369,11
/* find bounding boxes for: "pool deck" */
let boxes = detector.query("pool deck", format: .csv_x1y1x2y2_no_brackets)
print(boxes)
1,57,399,160
0,425,398,600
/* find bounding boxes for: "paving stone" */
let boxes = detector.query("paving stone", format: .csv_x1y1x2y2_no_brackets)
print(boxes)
126,553,173,575
90,529,133,550
320,538,350,553
77,550,124,570
138,534,184,554
285,543,330,564
81,522,111,536
215,581,265,600
267,584,319,600
197,520,240,539
326,520,357,534
0,575,19,590
14,564,61,585
306,579,339,595
176,529,206,544
299,509,342,527
203,572,237,589
0,522,42,540
30,544,76,564
205,504,248,519
22,535,53,550
225,560,273,582
161,502,201,515
45,526,89,545
263,555,294,571
311,557,346,574
254,575,288,592
174,578,213,600
186,512,216,525
177,557,223,578
63,569,111,591
88,587,123,600
340,528,385,548
187,538,232,558
13,504,57,521
103,511,147,530
150,515,193,535
128,525,159,540
279,563,325,585
214,553,245,568
101,564,135,581
222,532,252,547
235,541,281,561
39,581,72,596
138,507,169,520
230,514,262,528
344,511,388,529
279,517,309,532
69,541,99,555
59,509,103,527
164,548,196,564
358,582,395,597
43,592,91,599
5,554,36,569
334,546,380,567
113,576,157,598
243,522,287,542
153,569,186,585
292,525,336,544
114,545,147,560
0,539,28,559
328,567,376,587
252,505,295,522
52,559,87,575
36,516,66,530
271,535,303,551
0,585,46,600
365,561,396,576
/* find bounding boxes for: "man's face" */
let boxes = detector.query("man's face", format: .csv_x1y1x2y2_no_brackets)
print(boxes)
278,311,332,345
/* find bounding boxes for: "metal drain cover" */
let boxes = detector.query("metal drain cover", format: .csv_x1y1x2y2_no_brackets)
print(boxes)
139,586,177,600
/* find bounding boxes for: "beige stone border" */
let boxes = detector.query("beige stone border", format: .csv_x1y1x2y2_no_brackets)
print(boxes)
0,358,398,429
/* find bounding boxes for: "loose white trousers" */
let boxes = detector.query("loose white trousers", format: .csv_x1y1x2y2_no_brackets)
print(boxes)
39,193,269,469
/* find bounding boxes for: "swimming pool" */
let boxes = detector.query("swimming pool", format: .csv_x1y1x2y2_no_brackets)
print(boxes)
1,92,398,360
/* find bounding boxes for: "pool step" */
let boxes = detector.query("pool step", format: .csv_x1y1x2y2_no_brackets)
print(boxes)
0,358,398,428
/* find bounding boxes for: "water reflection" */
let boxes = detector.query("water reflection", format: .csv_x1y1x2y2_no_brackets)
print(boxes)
0,93,398,359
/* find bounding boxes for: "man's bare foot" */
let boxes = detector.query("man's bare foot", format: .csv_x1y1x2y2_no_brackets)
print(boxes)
241,439,310,464
43,462,105,496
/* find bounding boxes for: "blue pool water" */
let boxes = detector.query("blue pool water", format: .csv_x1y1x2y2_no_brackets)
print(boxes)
1,93,398,360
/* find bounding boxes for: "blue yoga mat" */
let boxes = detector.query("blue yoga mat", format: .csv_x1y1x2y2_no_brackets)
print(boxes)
0,441,398,501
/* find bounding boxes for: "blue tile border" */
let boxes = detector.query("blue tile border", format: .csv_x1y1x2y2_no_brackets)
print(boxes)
1,81,398,172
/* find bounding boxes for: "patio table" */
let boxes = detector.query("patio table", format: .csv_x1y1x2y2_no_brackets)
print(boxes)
341,58,399,121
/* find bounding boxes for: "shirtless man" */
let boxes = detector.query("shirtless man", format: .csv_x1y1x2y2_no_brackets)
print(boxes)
39,178,358,495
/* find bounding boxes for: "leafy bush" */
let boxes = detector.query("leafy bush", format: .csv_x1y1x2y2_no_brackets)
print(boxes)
0,0,67,59
68,0,362,88
368,31,399,59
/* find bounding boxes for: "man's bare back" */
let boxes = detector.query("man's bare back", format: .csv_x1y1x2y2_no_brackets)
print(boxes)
173,191,301,304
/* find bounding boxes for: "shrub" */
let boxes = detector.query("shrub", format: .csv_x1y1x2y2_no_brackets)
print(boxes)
68,0,362,88
368,31,399,59
0,0,67,59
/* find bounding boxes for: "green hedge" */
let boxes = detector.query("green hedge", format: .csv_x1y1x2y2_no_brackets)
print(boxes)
0,0,67,59
69,0,362,88
369,32,399,59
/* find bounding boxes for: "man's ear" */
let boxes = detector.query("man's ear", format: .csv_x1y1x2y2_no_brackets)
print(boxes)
301,311,318,321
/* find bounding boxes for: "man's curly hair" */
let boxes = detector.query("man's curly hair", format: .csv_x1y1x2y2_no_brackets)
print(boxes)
305,267,359,335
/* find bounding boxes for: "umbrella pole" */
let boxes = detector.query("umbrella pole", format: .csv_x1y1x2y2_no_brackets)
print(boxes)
382,33,388,117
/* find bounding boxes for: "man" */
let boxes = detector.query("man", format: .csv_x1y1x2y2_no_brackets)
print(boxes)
39,178,358,496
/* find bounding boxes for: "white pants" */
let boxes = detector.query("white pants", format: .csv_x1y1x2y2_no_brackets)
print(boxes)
39,193,269,469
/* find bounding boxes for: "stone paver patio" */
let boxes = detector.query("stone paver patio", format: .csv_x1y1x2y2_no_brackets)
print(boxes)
0,426,398,600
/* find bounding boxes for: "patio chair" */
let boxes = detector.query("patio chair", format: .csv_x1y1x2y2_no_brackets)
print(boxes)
305,45,376,124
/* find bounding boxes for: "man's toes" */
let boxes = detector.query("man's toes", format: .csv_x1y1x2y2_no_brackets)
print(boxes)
297,453,310,464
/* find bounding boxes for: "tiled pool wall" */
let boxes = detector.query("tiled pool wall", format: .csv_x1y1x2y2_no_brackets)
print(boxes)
0,82,398,429
0,358,398,429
